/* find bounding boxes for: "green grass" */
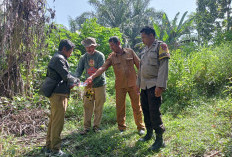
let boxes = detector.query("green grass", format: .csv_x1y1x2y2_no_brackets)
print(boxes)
0,95,231,157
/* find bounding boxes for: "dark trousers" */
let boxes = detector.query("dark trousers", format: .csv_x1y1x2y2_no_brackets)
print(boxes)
140,86,165,134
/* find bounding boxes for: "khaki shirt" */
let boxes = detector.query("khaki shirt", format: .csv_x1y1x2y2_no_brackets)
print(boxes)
102,48,140,89
137,40,170,90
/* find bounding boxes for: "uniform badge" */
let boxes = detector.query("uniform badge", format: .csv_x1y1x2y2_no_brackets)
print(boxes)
159,43,170,60
161,43,168,51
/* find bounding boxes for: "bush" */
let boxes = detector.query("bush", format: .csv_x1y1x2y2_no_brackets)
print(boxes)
163,42,232,112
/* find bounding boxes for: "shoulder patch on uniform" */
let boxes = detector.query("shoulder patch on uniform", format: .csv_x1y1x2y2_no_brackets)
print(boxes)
161,43,168,51
159,43,170,60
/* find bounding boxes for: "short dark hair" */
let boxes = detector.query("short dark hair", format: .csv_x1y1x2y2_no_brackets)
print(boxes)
109,36,120,44
140,26,156,37
58,39,75,51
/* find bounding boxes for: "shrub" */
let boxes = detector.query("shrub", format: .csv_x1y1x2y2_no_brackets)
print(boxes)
163,42,232,112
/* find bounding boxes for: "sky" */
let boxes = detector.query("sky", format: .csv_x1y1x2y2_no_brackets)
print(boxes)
47,0,197,29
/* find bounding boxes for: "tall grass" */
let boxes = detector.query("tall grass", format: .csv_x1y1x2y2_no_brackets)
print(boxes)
2,95,230,157
163,42,232,113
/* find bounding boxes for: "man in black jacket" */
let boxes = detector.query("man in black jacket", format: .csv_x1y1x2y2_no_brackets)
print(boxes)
44,39,79,157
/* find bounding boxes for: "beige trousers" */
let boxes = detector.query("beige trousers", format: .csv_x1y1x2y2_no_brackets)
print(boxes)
115,86,145,131
46,93,68,151
83,85,106,130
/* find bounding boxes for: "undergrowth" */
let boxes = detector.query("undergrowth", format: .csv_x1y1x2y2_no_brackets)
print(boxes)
0,95,231,157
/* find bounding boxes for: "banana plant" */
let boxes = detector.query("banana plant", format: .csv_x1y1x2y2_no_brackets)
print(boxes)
153,11,194,49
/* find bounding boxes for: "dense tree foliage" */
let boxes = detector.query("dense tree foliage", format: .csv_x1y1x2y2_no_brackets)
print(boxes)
68,12,95,33
69,0,163,48
75,18,123,57
195,0,232,44
35,18,122,96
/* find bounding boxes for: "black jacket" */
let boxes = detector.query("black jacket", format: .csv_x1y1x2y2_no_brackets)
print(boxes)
47,51,79,95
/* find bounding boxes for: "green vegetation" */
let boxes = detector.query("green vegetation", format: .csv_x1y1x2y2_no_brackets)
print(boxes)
163,42,232,113
0,94,231,156
69,0,163,48
153,11,194,49
0,0,232,156
1,42,232,156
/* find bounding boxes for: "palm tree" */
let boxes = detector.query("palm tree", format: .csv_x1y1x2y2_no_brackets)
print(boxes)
122,0,163,48
69,12,95,32
70,0,163,48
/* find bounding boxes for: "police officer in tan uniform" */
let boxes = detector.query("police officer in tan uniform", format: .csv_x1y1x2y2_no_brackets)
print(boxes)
136,26,170,151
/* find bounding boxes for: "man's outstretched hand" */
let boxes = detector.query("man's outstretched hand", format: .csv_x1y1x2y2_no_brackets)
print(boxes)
85,76,93,88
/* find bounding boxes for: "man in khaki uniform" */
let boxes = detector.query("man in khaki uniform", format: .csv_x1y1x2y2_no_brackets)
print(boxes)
137,26,170,151
86,36,145,134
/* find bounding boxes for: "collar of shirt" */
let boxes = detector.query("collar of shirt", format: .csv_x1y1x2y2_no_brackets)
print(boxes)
58,51,67,59
145,40,158,53
86,50,97,57
114,48,126,56
141,40,158,61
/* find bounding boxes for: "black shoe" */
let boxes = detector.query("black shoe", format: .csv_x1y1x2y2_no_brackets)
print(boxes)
139,134,153,141
150,134,165,151
139,129,153,142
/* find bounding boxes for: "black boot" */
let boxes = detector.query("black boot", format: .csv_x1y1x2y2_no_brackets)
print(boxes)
139,128,153,142
150,134,165,151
